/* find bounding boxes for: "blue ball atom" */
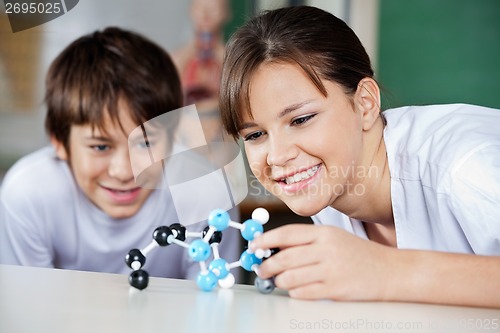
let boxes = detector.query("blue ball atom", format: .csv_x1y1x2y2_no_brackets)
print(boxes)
241,219,264,241
208,258,230,279
197,271,218,292
188,239,211,262
240,249,263,272
208,209,230,231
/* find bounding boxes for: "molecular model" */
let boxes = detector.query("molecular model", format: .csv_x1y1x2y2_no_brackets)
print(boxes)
125,208,278,294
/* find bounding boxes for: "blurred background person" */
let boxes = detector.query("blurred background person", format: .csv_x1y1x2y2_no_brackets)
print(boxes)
172,0,231,144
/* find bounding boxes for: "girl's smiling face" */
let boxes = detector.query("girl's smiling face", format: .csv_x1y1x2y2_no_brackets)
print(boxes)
240,62,366,216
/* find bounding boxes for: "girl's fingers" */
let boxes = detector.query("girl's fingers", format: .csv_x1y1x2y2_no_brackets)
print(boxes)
258,243,321,279
251,224,323,252
288,282,329,300
273,262,324,290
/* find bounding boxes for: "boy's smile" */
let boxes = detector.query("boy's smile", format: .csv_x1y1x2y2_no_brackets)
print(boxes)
53,105,169,219
100,185,142,204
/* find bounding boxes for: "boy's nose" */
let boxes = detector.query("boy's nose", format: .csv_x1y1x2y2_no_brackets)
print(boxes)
108,151,134,182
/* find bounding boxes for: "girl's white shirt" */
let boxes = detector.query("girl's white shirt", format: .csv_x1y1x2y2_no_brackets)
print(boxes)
313,104,500,255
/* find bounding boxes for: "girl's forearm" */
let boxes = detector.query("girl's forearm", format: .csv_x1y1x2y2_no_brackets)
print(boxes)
387,249,500,308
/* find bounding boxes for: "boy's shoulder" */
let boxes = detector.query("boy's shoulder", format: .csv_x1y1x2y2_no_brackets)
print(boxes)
1,146,74,200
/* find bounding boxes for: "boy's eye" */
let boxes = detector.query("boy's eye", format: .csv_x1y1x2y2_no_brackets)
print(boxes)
243,131,265,142
91,144,110,152
291,114,316,126
139,141,151,149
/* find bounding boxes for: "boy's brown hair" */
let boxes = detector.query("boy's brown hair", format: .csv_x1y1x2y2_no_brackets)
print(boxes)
45,27,183,153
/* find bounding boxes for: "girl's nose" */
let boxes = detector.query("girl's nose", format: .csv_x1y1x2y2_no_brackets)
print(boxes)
266,135,298,167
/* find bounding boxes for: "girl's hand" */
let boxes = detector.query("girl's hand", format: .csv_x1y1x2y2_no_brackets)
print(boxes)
250,224,396,301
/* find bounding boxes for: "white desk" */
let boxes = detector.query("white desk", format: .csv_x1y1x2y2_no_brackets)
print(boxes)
1,264,498,333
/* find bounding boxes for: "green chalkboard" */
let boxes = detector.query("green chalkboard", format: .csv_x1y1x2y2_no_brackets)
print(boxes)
223,0,254,41
378,0,500,110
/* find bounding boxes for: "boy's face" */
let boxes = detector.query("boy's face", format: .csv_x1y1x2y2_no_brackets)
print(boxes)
53,105,169,219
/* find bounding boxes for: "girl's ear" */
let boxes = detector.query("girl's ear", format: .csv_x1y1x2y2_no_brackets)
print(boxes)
50,136,68,161
354,77,381,131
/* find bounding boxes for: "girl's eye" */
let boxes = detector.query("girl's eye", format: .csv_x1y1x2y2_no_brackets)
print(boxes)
291,114,316,126
243,131,265,142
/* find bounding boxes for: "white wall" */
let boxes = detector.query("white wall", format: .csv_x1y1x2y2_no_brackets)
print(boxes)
307,0,379,68
0,0,192,168
0,0,380,171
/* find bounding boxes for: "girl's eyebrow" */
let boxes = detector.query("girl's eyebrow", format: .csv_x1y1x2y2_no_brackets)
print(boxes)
239,100,314,131
239,122,257,131
278,100,313,118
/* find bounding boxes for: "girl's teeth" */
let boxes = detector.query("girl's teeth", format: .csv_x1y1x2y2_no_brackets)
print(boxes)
283,165,319,185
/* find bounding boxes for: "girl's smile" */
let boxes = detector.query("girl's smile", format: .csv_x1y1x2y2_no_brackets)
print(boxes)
239,60,390,225
239,61,368,217
274,163,322,193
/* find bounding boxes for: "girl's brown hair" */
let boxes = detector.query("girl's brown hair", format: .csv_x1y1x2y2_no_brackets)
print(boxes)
219,5,374,139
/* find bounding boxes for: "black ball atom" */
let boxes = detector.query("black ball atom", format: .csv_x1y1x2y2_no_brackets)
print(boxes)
169,223,186,241
153,226,173,246
125,249,146,268
203,226,223,244
129,269,149,290
254,276,276,294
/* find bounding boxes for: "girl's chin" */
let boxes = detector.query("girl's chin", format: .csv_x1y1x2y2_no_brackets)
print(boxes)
290,207,322,217
263,183,326,216
279,197,325,217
